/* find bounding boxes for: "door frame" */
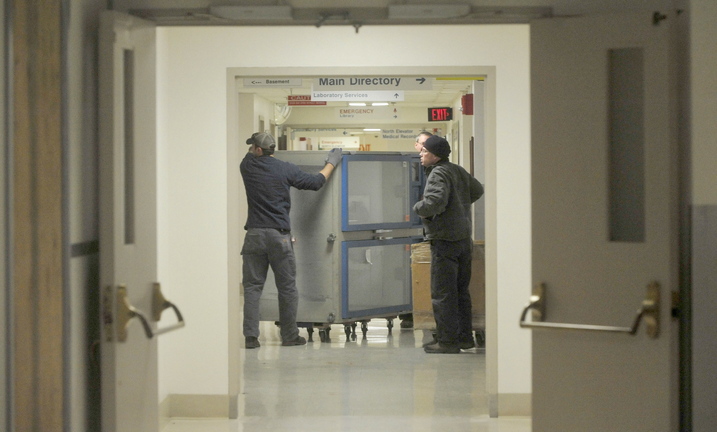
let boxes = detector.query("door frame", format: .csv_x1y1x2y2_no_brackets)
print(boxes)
226,65,498,417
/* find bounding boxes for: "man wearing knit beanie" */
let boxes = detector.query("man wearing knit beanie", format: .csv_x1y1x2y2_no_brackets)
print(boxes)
421,134,451,160
414,136,484,353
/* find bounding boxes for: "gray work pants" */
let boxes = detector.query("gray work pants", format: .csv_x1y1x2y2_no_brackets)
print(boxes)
241,228,299,342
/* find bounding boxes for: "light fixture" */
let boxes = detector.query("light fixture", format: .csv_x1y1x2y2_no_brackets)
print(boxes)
349,102,367,106
209,5,293,20
388,4,471,19
371,102,389,106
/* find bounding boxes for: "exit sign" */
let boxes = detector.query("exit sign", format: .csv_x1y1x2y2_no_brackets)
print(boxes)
428,107,453,121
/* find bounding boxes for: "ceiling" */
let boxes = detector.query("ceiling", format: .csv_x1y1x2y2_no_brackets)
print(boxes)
123,0,676,26
123,0,675,121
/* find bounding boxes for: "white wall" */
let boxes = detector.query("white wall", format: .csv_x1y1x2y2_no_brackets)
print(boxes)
156,24,531,414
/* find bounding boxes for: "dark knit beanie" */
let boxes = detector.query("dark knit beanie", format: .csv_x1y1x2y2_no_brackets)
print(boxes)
422,135,451,160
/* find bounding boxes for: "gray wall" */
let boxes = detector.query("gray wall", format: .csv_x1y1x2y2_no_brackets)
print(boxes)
66,0,105,430
689,2,717,430
1,0,7,427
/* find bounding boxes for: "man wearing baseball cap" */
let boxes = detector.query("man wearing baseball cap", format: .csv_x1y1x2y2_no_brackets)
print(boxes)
240,132,342,348
414,135,484,354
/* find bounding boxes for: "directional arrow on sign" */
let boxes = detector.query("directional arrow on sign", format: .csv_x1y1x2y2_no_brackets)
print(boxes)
416,77,426,85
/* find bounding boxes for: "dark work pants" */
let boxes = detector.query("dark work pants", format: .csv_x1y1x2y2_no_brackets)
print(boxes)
241,228,299,342
430,238,473,345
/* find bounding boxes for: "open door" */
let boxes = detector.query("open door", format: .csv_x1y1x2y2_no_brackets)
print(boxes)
99,10,160,432
527,11,678,432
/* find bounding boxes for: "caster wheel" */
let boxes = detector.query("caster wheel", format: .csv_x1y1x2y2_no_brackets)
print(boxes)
344,324,352,341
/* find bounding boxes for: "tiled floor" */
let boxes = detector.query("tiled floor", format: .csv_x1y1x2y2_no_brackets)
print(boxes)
163,320,531,432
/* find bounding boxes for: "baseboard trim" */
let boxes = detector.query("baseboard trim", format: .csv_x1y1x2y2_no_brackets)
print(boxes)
160,394,230,419
497,393,532,416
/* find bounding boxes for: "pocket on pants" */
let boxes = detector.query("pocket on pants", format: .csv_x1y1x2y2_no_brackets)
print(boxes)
241,231,265,255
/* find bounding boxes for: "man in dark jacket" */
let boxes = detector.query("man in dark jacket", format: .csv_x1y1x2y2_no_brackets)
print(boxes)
413,135,484,353
240,132,342,349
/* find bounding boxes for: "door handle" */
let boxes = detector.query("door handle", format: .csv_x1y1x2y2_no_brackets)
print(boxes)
519,282,660,338
113,283,186,342
152,282,186,336
116,285,153,342
365,249,373,265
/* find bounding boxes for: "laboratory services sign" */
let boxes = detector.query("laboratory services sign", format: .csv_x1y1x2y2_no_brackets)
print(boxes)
314,90,405,102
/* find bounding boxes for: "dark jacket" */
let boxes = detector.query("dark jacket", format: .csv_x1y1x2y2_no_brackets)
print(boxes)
413,160,484,241
240,152,326,231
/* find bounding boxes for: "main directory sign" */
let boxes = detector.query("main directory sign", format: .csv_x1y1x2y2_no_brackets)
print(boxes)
313,76,433,91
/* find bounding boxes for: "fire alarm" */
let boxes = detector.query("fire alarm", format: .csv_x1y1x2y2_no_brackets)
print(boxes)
461,94,474,115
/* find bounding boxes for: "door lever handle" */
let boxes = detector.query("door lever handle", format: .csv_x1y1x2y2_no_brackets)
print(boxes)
152,282,186,336
114,283,186,342
116,285,153,342
519,282,660,338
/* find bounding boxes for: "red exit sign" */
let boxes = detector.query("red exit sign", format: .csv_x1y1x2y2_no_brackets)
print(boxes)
427,107,453,121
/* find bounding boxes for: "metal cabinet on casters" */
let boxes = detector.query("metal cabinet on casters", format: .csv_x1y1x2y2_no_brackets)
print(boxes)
258,151,425,342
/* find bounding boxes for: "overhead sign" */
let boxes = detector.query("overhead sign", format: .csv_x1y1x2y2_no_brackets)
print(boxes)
314,76,432,91
243,78,303,87
382,128,423,140
287,95,326,106
317,137,360,150
313,90,404,102
335,106,392,120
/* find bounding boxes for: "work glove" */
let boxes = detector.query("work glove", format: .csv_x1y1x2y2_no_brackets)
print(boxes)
325,148,343,167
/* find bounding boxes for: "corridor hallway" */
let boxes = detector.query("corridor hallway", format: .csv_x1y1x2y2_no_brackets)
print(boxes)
163,320,531,431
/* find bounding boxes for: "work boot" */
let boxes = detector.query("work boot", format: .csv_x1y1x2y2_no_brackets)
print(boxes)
422,332,438,347
282,335,307,346
245,336,260,349
423,341,460,354
459,338,476,350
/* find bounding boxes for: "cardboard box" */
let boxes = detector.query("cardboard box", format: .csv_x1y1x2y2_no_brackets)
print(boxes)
411,241,485,331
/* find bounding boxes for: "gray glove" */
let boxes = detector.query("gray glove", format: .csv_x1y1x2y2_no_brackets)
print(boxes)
325,148,343,167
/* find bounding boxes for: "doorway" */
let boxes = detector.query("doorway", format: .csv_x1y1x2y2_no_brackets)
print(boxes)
154,24,531,420
226,66,498,417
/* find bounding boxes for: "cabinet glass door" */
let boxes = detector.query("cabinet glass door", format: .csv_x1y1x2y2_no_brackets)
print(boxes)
342,154,423,231
342,238,419,319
